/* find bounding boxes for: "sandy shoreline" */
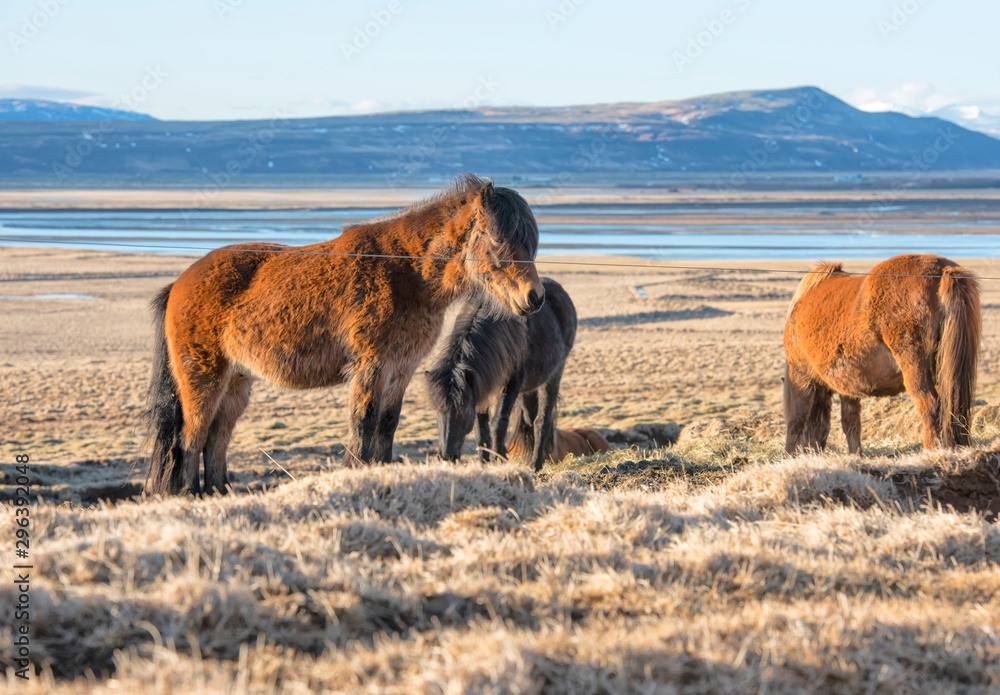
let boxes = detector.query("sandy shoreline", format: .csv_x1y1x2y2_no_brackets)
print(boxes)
2,187,1000,210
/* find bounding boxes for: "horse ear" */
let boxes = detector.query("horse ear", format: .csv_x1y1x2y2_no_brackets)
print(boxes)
479,180,494,205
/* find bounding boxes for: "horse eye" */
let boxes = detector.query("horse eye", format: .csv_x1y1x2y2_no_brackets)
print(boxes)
480,221,502,243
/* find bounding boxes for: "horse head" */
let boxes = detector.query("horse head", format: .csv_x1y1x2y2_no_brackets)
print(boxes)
425,369,476,461
465,180,545,317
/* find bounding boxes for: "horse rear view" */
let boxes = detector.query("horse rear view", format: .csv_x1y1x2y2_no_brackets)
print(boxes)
784,254,980,454
426,277,577,470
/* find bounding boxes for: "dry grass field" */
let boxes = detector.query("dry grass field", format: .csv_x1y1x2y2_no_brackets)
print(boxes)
2,244,1000,693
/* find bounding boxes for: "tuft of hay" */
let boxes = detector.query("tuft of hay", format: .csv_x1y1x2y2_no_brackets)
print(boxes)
3,447,1000,693
972,402,1000,440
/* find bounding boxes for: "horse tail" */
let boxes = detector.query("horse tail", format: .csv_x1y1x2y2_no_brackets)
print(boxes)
143,284,185,495
506,399,557,463
505,426,530,460
505,404,532,461
936,266,981,446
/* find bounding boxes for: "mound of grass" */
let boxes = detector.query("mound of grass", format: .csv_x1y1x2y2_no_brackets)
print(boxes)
3,418,999,693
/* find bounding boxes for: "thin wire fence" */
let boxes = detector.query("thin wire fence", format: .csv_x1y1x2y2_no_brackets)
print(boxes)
1,234,997,282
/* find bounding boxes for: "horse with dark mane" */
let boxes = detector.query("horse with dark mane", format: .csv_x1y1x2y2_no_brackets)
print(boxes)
145,174,544,495
425,277,576,470
784,254,980,455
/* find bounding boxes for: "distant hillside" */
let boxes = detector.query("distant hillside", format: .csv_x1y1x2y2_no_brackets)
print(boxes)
0,99,156,121
1,87,997,184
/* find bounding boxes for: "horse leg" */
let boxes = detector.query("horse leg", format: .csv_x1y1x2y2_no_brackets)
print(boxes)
173,364,230,495
531,369,563,472
803,386,832,451
895,355,941,449
514,391,539,464
370,399,402,464
783,368,813,454
490,373,523,462
203,371,252,494
475,411,492,462
840,396,862,455
370,370,414,464
345,368,384,466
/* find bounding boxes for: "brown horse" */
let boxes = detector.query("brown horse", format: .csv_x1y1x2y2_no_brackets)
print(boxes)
507,426,611,464
145,174,544,495
784,254,980,455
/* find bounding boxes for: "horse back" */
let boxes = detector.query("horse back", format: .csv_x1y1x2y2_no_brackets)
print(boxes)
785,254,964,396
551,427,611,461
169,240,402,389
787,254,957,343
784,263,868,385
861,254,957,320
784,265,863,346
569,428,611,455
166,242,287,338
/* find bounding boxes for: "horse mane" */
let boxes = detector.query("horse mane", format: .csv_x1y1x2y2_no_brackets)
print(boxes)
343,172,538,257
340,173,487,234
485,185,539,257
425,295,527,411
786,261,844,320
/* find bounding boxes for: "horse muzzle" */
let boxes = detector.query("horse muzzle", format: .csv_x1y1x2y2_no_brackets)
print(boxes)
516,288,545,316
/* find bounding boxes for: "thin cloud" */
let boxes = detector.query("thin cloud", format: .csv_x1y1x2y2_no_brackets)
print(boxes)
849,83,1000,137
0,84,96,101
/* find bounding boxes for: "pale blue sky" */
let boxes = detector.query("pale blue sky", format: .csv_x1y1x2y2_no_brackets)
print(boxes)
2,0,998,132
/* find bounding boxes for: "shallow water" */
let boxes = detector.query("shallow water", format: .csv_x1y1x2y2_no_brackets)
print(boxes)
1,208,999,260
0,293,99,300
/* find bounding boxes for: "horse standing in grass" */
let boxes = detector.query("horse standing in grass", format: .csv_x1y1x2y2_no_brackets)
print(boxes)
783,254,980,455
145,174,544,495
425,277,576,470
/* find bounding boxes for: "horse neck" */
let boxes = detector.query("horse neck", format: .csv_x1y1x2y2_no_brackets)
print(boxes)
391,202,479,306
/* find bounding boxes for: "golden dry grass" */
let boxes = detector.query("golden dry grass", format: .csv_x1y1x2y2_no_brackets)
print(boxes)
2,244,1000,693
2,445,999,694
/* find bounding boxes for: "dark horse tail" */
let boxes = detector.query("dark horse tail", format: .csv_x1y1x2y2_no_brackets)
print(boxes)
506,411,535,462
506,400,555,463
143,284,184,495
937,266,981,446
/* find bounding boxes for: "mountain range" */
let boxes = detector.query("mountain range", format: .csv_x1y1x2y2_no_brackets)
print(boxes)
0,99,156,122
1,87,997,184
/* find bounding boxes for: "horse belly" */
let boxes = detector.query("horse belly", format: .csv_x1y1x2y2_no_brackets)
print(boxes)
222,322,351,390
825,344,904,398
